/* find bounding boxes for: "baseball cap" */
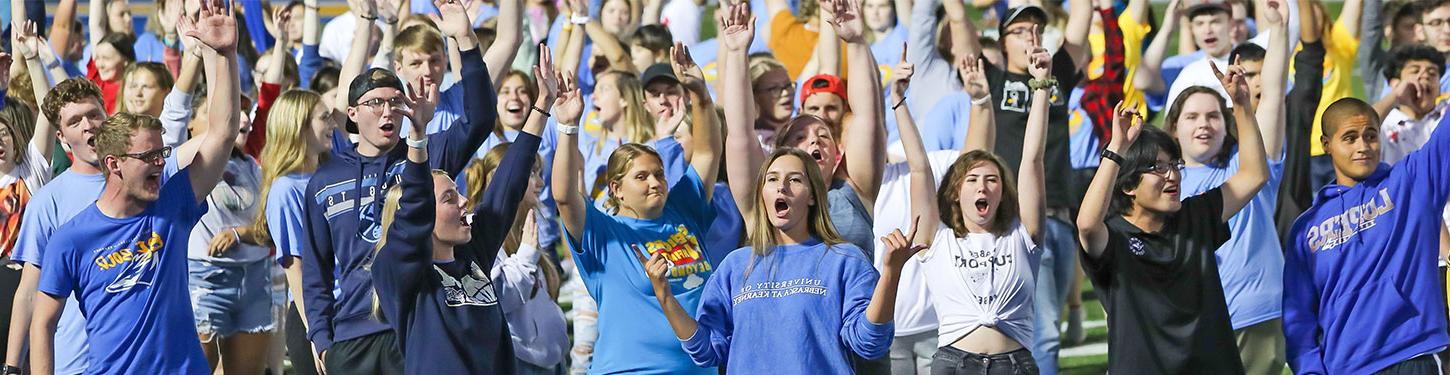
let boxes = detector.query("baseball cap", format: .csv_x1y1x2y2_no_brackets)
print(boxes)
998,5,1049,33
344,68,406,133
800,74,848,105
640,63,680,87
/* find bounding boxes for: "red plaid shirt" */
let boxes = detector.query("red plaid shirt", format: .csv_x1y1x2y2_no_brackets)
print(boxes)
1080,8,1126,147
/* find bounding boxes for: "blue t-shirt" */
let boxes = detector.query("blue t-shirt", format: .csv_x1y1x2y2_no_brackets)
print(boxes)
11,170,106,375
133,32,170,64
36,169,209,375
916,92,974,152
1067,88,1102,170
267,172,312,265
681,240,893,372
566,168,720,375
1180,153,1285,330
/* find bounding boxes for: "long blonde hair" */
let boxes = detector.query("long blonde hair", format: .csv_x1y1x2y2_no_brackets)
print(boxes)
463,145,562,301
252,90,323,247
597,71,654,144
742,148,845,280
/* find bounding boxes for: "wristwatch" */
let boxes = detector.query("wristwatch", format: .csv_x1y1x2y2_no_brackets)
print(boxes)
1100,149,1125,165
4,364,22,375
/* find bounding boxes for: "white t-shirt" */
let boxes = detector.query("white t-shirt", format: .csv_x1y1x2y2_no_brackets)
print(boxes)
1164,53,1231,112
872,150,961,335
0,144,54,193
661,0,702,45
1380,103,1447,165
919,223,1040,348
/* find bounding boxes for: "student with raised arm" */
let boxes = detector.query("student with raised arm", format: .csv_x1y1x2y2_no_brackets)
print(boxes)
1075,59,1269,374
1282,91,1450,372
1164,3,1291,373
639,144,918,372
370,43,558,375
299,0,495,371
552,41,722,375
29,1,243,372
897,39,1050,372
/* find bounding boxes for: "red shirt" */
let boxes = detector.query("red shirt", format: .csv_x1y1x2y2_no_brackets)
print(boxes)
87,59,124,114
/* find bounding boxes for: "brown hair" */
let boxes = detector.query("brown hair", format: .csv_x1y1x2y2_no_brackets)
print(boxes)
937,150,1020,237
0,98,38,166
743,148,846,279
1163,86,1237,167
118,62,176,114
395,24,448,59
43,78,104,124
463,145,562,300
94,112,164,173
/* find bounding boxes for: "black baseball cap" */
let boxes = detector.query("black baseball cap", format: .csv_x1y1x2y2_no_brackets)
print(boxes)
998,5,1049,32
640,63,680,87
344,68,406,133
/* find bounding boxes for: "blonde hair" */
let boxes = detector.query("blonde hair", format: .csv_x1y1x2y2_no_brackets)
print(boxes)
748,55,788,83
252,90,323,247
600,143,663,213
94,112,164,173
463,145,562,300
744,148,845,277
394,24,447,60
117,62,176,115
597,72,655,144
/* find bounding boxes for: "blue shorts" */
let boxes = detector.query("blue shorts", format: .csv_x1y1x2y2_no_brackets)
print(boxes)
189,259,276,339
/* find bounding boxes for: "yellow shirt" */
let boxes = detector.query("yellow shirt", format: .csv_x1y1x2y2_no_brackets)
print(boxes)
1121,12,1151,114
1311,24,1360,156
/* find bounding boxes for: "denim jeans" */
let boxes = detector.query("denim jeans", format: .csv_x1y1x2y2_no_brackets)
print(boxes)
931,347,1038,375
1030,217,1077,375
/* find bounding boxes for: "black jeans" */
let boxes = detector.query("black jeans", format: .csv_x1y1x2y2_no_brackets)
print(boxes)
1374,352,1443,375
325,331,403,374
930,347,1038,375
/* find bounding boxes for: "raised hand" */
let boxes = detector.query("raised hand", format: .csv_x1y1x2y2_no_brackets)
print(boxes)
1027,47,1052,80
1210,59,1251,107
429,0,473,39
1107,101,1145,153
554,72,585,125
378,0,402,24
720,1,756,52
533,43,563,108
401,80,441,134
272,6,295,47
347,0,377,19
1262,0,1288,26
565,0,589,16
957,55,990,101
655,96,687,139
521,210,539,248
823,0,865,44
881,217,929,269
158,0,182,34
183,0,239,55
11,21,41,60
670,42,707,93
631,244,671,290
891,45,913,103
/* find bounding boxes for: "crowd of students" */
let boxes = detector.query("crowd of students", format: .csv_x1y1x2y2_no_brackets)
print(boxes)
0,0,1449,372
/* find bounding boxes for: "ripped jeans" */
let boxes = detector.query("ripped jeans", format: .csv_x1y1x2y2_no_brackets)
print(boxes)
189,259,276,340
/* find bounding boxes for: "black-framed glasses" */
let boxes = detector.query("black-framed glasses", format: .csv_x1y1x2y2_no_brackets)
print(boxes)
1140,159,1185,176
358,97,406,111
121,146,172,164
755,82,796,96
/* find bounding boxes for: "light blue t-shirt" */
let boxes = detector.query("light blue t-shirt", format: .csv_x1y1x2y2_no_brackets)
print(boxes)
1179,152,1286,330
12,170,106,375
417,84,467,136
1067,88,1102,170
37,169,209,375
681,240,893,372
566,168,720,375
267,172,312,265
916,92,973,152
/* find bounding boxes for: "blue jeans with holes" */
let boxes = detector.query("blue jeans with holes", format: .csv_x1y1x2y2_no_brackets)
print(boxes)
189,259,275,340
1030,217,1077,375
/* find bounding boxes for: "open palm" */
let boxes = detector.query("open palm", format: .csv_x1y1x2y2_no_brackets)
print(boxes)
720,3,755,51
431,0,473,39
671,42,706,92
12,21,41,60
185,0,238,54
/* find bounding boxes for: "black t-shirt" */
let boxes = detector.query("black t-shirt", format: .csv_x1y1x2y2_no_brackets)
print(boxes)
985,49,1083,210
1081,187,1244,374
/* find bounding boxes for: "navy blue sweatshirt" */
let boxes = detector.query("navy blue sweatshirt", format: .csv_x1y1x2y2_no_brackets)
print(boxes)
374,133,541,375
301,47,496,353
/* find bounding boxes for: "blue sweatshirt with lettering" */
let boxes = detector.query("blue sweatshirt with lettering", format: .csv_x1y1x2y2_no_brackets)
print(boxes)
1283,115,1450,374
300,47,495,353
373,133,540,375
681,240,894,373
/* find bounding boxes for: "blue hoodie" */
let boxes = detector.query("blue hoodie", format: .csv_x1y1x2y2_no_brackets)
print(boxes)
1283,115,1450,374
373,133,541,375
681,240,894,373
300,47,495,353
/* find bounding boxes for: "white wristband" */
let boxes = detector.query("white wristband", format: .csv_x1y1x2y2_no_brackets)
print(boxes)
971,95,990,106
570,13,591,24
406,136,429,149
557,124,580,135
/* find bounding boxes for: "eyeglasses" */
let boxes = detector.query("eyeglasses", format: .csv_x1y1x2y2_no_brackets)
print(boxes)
1140,159,1185,176
1425,18,1450,28
755,82,796,96
358,97,406,111
121,146,172,164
